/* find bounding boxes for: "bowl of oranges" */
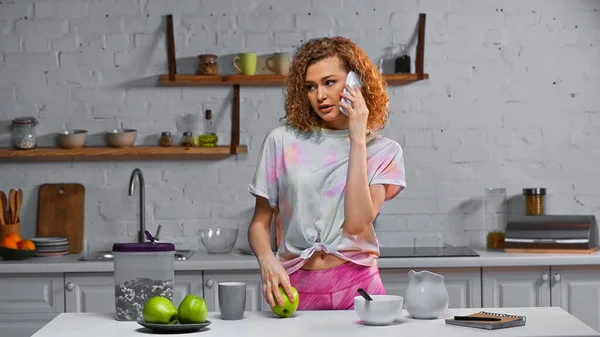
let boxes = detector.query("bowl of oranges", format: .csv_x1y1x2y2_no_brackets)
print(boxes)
0,232,36,261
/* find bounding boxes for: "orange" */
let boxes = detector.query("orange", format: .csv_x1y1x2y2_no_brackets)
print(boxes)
0,237,18,250
17,240,35,251
4,232,21,243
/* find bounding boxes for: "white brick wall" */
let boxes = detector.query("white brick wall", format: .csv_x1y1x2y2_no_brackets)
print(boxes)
1,0,599,253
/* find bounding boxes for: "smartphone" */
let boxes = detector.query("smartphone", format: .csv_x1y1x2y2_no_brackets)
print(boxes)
340,71,361,115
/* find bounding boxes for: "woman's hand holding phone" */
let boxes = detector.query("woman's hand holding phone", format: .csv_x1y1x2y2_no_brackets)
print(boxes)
339,72,369,143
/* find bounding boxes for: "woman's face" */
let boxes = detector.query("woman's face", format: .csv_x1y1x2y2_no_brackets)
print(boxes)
304,56,350,129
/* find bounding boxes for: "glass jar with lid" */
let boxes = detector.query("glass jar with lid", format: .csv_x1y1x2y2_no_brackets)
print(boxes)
10,117,38,150
197,54,218,75
523,188,546,215
112,240,175,321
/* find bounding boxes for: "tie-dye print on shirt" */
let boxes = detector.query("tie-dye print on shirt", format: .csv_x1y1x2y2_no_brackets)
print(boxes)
248,126,406,274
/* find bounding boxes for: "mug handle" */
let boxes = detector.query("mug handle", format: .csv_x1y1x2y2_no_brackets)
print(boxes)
265,56,276,73
233,56,242,73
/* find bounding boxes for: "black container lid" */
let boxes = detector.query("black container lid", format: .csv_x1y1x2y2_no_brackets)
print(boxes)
523,188,546,196
112,242,175,252
11,116,38,125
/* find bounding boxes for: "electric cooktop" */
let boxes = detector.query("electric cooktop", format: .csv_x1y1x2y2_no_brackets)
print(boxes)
379,246,480,258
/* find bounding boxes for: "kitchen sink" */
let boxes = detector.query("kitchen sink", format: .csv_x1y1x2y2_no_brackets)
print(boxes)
79,250,196,261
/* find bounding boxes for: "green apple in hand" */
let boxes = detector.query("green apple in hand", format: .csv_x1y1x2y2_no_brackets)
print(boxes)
271,286,299,318
142,296,178,324
178,294,208,324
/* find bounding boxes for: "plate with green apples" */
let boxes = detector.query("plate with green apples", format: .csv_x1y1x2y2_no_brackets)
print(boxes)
137,319,211,333
138,294,211,333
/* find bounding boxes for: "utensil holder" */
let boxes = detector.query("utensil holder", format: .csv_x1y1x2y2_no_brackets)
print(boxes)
0,223,20,239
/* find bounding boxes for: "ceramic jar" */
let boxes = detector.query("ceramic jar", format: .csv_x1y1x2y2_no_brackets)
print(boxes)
404,270,449,319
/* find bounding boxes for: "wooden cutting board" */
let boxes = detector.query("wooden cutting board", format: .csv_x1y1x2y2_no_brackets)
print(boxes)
37,183,85,254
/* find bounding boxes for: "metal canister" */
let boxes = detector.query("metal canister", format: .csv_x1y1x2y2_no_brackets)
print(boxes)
523,188,546,216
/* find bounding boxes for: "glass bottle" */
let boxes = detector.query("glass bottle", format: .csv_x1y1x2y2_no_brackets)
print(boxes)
395,44,411,74
198,109,218,147
484,188,507,249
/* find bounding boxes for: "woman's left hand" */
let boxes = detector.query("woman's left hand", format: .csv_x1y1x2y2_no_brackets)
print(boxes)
339,84,369,143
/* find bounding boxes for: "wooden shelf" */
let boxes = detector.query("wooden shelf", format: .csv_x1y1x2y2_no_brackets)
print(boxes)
158,73,429,86
0,145,248,162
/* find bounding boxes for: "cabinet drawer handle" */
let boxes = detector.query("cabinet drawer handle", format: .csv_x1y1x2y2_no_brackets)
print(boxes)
554,274,561,282
205,279,214,288
541,273,549,281
66,282,74,291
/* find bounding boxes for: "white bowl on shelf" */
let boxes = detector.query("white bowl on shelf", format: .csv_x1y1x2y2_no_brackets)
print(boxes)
105,129,137,148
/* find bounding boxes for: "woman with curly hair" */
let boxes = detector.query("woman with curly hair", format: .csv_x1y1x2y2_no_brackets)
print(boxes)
248,36,406,311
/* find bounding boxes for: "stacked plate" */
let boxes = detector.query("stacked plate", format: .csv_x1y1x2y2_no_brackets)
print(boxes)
30,237,69,257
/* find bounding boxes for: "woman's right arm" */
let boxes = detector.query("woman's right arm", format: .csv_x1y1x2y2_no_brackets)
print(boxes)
248,196,296,307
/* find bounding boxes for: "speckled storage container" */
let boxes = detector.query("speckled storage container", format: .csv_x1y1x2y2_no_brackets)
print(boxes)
112,242,175,321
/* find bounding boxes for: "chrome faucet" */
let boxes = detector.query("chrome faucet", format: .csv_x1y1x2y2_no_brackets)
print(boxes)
128,168,146,243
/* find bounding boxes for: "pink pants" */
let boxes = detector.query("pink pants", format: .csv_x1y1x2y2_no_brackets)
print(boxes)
289,262,386,310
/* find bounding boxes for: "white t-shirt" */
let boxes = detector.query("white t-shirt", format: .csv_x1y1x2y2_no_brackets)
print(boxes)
248,125,406,274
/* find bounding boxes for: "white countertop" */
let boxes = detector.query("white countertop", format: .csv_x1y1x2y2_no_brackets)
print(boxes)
3,249,600,274
30,307,600,337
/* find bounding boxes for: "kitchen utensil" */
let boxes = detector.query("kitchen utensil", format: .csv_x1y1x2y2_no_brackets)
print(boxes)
105,129,137,148
56,129,88,149
199,228,238,254
8,189,16,223
353,294,404,326
0,246,36,261
37,183,85,254
144,230,156,243
0,190,6,225
357,288,373,301
15,189,22,223
218,282,246,320
137,319,211,333
454,316,502,321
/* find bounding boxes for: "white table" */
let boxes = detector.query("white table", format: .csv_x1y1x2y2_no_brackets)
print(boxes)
31,307,600,337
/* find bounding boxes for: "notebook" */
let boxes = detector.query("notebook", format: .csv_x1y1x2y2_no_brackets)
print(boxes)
445,311,527,330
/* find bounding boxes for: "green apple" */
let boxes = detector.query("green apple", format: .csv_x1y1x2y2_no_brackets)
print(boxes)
271,286,299,318
178,294,208,324
142,296,178,324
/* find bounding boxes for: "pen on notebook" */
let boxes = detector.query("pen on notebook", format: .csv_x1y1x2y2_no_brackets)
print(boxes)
453,316,502,321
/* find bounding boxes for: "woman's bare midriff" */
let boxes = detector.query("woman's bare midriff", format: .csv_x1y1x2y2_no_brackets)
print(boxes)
300,251,348,270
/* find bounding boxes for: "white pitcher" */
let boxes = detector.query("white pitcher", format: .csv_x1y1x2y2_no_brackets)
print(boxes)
404,270,449,319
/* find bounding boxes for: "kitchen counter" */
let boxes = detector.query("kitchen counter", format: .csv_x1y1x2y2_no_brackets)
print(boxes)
30,307,600,337
3,249,600,274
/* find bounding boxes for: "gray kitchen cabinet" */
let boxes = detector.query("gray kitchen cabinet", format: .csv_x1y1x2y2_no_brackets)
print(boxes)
482,266,551,308
64,273,115,313
0,273,65,337
203,270,270,312
172,272,204,306
64,272,204,313
483,265,600,332
380,267,482,308
550,265,600,332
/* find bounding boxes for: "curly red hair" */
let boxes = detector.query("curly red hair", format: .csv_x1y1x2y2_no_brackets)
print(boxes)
282,36,389,133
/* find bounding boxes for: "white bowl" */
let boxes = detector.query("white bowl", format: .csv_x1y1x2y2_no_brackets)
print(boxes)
354,295,404,326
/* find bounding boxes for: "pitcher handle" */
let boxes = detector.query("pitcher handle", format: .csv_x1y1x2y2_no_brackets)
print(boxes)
265,55,276,73
233,56,242,73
